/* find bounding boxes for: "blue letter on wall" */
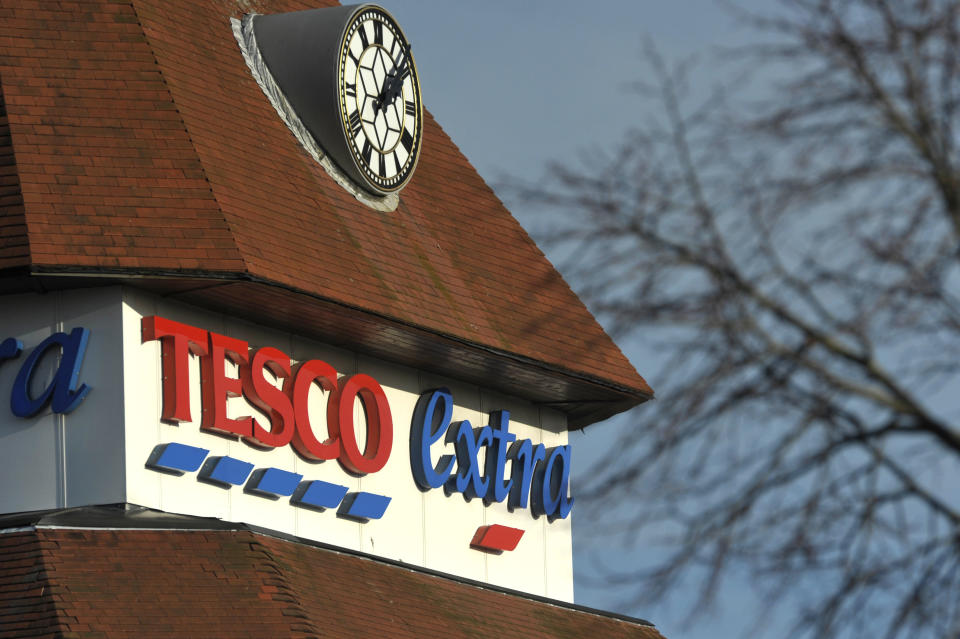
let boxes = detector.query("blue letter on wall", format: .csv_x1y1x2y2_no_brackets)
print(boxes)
484,410,515,503
11,327,92,417
410,388,456,489
0,337,22,364
449,419,492,499
531,445,574,520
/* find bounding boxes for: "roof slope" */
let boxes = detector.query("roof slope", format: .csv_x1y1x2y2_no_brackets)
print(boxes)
0,525,665,638
0,0,652,427
0,78,28,269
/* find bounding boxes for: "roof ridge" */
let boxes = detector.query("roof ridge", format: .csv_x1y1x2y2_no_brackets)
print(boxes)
244,534,326,637
0,77,31,271
0,530,68,635
127,0,249,275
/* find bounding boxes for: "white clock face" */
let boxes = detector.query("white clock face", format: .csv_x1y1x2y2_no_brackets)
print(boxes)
338,7,422,194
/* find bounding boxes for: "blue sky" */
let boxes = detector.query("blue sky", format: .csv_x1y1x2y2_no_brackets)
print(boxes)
379,1,751,189
373,2,777,637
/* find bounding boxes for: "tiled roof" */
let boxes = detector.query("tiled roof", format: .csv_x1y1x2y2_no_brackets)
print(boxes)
0,84,28,270
0,510,666,638
0,0,652,427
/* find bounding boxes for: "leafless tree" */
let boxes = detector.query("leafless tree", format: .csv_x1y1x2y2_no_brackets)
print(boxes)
510,1,960,637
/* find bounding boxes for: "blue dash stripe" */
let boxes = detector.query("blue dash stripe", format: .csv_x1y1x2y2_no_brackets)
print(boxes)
151,443,209,473
341,492,391,520
251,467,302,496
296,480,349,509
205,456,254,486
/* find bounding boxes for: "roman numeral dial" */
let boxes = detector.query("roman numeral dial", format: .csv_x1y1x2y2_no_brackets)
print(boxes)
338,7,422,195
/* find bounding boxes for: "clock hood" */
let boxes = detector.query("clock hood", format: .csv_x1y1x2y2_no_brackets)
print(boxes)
252,4,416,198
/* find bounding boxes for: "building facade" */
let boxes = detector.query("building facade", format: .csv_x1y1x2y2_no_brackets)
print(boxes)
0,1,660,636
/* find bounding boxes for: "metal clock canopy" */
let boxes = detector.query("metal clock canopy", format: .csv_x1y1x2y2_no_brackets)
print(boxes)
253,4,422,197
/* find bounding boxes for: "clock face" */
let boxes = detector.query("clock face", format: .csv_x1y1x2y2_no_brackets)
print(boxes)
338,7,422,194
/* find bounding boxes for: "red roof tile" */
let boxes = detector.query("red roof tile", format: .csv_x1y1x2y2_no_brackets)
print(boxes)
0,82,29,271
0,0,652,427
0,524,665,638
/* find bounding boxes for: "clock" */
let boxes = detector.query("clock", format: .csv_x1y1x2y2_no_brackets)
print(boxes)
338,7,422,194
244,4,423,202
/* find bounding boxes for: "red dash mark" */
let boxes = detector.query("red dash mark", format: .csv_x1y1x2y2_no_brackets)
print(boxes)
471,525,525,552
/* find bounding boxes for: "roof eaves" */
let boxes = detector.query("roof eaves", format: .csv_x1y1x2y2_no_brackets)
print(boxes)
21,265,653,428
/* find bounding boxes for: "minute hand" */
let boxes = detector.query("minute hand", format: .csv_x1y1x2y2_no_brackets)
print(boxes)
378,47,411,111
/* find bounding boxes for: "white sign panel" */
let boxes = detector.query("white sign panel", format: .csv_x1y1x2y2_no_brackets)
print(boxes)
0,287,574,600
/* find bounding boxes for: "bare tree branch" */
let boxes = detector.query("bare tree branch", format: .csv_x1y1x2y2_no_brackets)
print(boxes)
506,1,960,636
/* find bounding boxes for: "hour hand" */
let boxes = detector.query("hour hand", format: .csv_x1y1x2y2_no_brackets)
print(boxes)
382,66,408,109
376,46,410,111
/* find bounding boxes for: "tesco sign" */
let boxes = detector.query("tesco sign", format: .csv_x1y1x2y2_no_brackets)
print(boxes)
127,316,578,520
411,389,574,520
1,317,573,520
142,316,392,475
141,316,573,519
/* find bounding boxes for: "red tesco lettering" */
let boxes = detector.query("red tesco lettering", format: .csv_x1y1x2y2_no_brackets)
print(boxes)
141,316,392,475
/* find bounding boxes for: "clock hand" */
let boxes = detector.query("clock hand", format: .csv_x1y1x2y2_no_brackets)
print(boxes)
385,64,409,106
375,45,411,114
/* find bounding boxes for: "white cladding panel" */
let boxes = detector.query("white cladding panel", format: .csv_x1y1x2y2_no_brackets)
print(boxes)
119,288,574,599
0,288,125,513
